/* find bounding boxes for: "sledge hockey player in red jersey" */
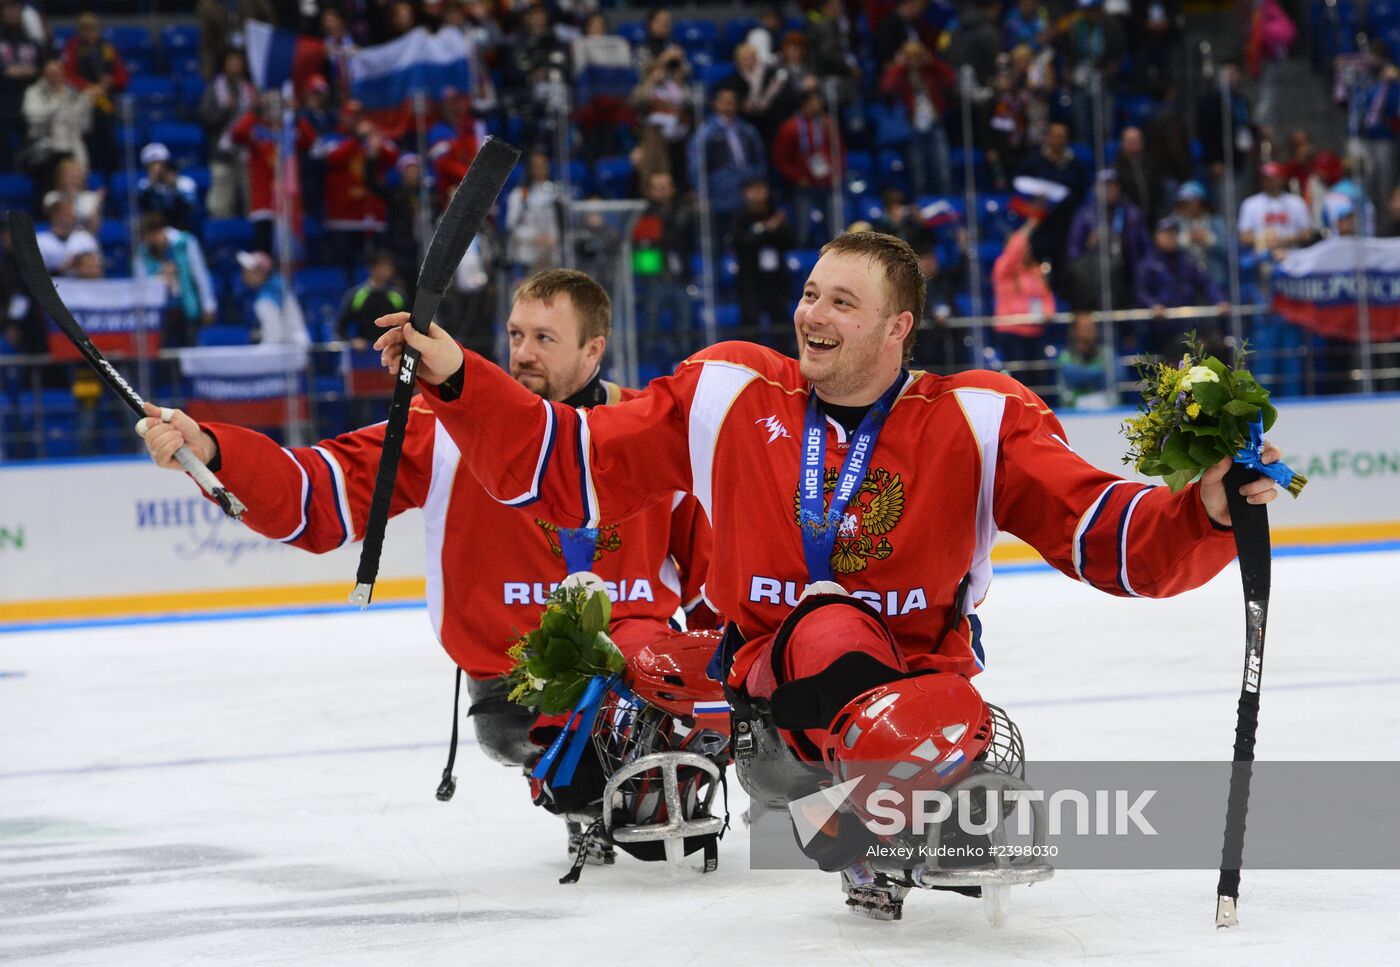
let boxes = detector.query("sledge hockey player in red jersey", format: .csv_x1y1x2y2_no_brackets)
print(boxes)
136,269,719,868
374,231,1285,920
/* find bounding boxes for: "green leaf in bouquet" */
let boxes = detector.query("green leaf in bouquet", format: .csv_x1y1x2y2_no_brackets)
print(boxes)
1190,380,1229,413
1261,400,1278,432
1164,467,1197,493
526,654,550,679
545,636,579,675
1203,356,1229,379
540,609,572,641
580,590,611,638
592,630,626,674
525,628,546,653
1188,434,1225,468
1178,420,1222,437
1223,399,1260,420
539,672,586,715
1161,431,1196,471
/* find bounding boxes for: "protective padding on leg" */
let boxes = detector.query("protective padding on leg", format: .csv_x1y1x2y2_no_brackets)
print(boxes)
466,676,541,768
759,593,908,761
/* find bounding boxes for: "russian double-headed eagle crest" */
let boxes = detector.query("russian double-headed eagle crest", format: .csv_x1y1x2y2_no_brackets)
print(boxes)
534,519,623,562
793,466,906,574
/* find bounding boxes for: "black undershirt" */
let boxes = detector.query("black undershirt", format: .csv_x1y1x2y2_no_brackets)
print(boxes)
816,398,873,435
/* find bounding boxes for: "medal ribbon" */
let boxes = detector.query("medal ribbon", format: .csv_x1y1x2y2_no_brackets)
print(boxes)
558,527,600,575
798,372,906,584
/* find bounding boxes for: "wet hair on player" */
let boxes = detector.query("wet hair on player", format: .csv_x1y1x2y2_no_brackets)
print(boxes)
819,230,925,363
513,268,612,346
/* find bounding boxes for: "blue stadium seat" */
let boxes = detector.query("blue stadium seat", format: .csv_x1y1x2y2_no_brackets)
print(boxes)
204,218,255,268
148,121,205,168
198,325,252,347
843,149,873,193
122,52,155,76
179,75,205,112
294,266,349,295
127,76,177,122
106,171,132,216
699,62,734,92
161,24,202,76
592,155,633,199
551,159,591,196
0,172,32,210
616,21,648,46
675,20,718,54
721,19,759,56
98,219,131,271
714,302,741,330
871,103,911,149
874,148,910,194
687,49,717,72
108,26,154,56
184,166,211,196
116,122,147,155
785,249,822,293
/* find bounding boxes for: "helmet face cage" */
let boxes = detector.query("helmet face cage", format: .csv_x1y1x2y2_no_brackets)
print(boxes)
977,703,1026,781
592,684,727,856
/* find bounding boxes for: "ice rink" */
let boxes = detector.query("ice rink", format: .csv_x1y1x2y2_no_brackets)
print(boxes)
3,549,1399,966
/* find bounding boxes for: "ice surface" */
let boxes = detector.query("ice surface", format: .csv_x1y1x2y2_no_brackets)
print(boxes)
3,551,1399,966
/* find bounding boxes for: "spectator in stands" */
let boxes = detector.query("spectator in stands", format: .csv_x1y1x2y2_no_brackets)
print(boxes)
916,242,966,370
630,43,692,191
505,150,563,277
298,74,337,138
1238,161,1314,257
983,51,1030,188
319,100,399,277
0,219,41,357
1196,59,1254,196
873,188,933,251
632,170,695,355
1055,312,1115,409
200,48,256,220
21,59,92,201
991,218,1054,362
136,210,217,348
1302,149,1344,229
1135,216,1226,355
760,32,818,140
35,193,96,275
60,12,126,174
632,8,680,76
807,0,860,103
746,7,786,68
0,0,42,171
572,13,633,163
722,43,781,133
235,250,308,346
1056,0,1124,141
1017,121,1087,268
1114,126,1163,224
1144,85,1195,193
337,250,406,349
948,1,1001,85
136,142,197,233
501,3,569,151
879,39,956,197
1003,0,1051,51
51,155,102,232
1384,186,1400,237
1065,169,1151,312
427,91,482,202
372,153,434,296
773,89,842,247
728,177,794,341
1357,48,1400,227
318,6,358,97
67,232,102,279
874,0,941,71
688,87,765,225
1131,0,1181,93
1171,180,1228,288
230,91,317,256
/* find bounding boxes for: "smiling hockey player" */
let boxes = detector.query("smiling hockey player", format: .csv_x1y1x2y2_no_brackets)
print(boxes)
138,270,716,868
374,231,1284,920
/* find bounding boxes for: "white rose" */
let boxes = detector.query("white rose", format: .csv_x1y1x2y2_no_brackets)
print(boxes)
1180,365,1220,390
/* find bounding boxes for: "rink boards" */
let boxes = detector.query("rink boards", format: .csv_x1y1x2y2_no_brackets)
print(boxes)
1,394,1397,626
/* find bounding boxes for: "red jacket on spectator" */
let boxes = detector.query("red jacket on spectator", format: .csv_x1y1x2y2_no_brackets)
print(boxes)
429,125,481,204
878,55,957,119
229,112,318,221
321,132,400,231
772,111,844,189
61,36,128,101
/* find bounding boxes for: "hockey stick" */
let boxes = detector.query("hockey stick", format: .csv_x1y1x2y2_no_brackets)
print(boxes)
350,136,521,606
1215,462,1271,928
5,210,247,519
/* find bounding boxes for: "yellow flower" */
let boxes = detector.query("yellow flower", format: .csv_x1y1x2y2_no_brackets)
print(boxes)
1186,402,1201,419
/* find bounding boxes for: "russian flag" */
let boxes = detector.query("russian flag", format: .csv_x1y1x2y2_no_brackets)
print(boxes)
348,26,474,138
244,20,299,90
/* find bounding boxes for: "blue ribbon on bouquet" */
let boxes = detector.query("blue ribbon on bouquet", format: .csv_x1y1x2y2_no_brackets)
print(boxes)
532,673,620,788
1234,416,1305,495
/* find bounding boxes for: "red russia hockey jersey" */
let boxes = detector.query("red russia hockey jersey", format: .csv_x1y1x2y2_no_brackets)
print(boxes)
421,341,1238,687
201,391,713,678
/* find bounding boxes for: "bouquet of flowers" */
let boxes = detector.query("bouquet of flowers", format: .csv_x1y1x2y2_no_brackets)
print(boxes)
1122,337,1307,496
506,579,626,714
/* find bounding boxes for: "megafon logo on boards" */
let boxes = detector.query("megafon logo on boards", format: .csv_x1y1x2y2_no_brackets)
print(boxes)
0,524,24,552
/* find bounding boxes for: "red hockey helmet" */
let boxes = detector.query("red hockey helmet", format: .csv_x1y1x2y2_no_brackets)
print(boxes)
819,673,995,824
625,629,730,726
